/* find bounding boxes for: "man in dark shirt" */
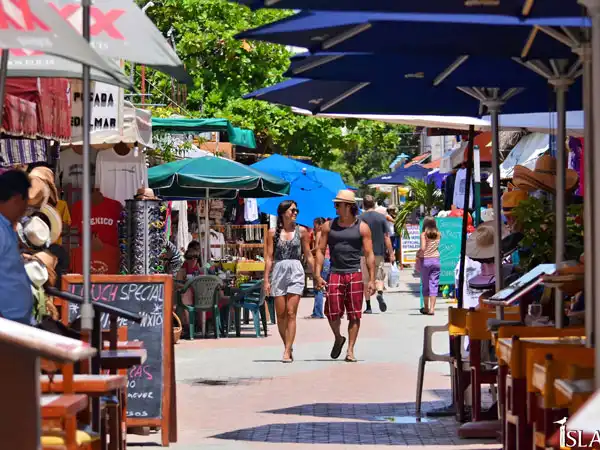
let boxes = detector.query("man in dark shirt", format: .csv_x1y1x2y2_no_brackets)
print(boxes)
360,195,395,313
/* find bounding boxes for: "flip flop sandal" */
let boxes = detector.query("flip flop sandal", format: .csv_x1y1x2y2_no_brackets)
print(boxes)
419,308,429,315
330,336,347,359
345,355,358,363
282,358,293,364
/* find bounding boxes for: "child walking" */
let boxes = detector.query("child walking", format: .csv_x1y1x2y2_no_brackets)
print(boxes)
418,217,441,316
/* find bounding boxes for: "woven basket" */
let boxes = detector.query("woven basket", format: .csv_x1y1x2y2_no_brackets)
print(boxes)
173,312,182,344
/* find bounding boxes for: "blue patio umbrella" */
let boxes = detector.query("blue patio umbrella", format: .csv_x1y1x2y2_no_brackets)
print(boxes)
252,154,346,192
231,0,584,17
365,165,429,185
237,11,587,57
251,154,347,226
244,76,582,116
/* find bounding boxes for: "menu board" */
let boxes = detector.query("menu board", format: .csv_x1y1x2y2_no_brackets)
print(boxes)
62,274,175,445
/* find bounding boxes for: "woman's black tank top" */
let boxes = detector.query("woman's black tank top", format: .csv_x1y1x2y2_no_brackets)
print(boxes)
327,218,362,273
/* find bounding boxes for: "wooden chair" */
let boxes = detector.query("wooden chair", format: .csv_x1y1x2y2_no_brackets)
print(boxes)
448,307,470,422
526,347,594,449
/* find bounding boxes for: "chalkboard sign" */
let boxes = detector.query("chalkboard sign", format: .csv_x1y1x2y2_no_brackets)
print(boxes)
61,274,175,445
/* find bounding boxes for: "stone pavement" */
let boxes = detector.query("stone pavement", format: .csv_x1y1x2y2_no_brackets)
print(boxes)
127,271,499,449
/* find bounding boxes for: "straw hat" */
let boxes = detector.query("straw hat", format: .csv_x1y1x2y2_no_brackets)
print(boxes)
466,222,496,260
37,204,62,245
513,155,579,194
134,187,160,201
28,177,50,208
17,216,51,249
502,190,529,216
24,259,49,289
480,208,494,222
34,250,58,286
333,189,356,204
29,167,58,206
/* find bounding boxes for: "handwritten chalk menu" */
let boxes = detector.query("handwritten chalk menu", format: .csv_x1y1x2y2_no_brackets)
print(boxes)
61,275,175,445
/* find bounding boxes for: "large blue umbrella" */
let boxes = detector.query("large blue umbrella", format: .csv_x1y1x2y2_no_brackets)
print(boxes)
237,11,587,57
365,165,429,185
231,0,584,17
251,154,346,226
244,76,582,115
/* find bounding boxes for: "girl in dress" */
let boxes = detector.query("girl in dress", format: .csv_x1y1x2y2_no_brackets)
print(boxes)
264,201,314,362
418,217,441,316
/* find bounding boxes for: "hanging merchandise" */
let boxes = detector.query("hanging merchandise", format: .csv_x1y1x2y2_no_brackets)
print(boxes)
95,144,149,205
0,139,48,167
244,198,259,223
70,191,123,248
453,168,474,209
122,197,167,275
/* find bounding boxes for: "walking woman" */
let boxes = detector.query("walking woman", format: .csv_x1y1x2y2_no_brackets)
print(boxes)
417,217,441,315
264,201,314,363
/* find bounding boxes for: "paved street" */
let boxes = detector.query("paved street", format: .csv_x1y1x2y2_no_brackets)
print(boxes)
128,271,499,449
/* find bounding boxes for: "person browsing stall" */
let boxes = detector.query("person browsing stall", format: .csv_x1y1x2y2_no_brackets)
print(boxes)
0,170,35,325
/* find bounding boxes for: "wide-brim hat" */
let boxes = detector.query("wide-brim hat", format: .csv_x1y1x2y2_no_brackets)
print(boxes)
466,222,496,260
28,177,50,209
29,166,58,206
17,216,51,249
502,190,529,216
36,204,62,245
333,189,356,204
513,155,579,194
134,187,160,201
34,250,58,286
24,259,49,289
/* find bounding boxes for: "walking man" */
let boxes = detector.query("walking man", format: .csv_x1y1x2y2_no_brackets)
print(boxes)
360,195,395,313
315,190,375,362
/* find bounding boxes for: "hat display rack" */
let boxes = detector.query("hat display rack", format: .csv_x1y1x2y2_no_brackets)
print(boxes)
121,199,167,275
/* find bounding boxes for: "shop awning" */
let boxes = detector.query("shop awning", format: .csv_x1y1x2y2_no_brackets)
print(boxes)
151,118,257,149
439,132,492,173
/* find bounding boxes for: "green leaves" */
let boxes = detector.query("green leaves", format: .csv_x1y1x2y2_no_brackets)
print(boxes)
394,178,443,238
511,196,584,272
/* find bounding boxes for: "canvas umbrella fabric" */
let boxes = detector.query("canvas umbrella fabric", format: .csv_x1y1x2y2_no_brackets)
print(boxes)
231,0,584,16
46,0,187,81
251,154,347,226
148,156,290,264
364,165,429,185
237,11,585,57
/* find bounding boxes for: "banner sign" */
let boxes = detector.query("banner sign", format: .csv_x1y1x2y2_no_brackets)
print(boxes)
401,224,420,265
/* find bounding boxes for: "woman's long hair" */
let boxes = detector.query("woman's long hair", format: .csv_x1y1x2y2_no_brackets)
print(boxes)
274,200,297,248
422,216,441,240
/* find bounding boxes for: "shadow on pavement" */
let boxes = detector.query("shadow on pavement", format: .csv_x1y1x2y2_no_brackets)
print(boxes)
212,420,495,445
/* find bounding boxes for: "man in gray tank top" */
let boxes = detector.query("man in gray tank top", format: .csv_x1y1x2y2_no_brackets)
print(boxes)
315,190,375,363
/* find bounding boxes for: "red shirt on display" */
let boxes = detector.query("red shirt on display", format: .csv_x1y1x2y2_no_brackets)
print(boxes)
71,196,122,247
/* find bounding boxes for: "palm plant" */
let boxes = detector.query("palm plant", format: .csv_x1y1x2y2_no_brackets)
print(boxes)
395,177,444,237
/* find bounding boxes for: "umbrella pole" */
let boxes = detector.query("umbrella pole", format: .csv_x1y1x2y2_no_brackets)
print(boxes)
205,189,210,266
0,49,9,129
196,201,202,262
554,81,569,329
582,45,595,348
488,104,504,320
456,125,475,309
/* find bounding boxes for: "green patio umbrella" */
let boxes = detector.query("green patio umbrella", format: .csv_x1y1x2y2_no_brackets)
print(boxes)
148,156,290,264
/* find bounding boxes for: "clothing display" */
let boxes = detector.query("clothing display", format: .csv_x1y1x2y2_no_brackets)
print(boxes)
70,244,120,275
443,173,456,211
56,147,96,190
453,168,474,209
71,195,122,248
200,229,226,260
55,199,71,245
172,201,190,253
244,198,259,223
95,148,148,205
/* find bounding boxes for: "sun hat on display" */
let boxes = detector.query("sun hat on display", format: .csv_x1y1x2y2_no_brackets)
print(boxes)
502,190,529,216
513,155,579,194
17,216,51,249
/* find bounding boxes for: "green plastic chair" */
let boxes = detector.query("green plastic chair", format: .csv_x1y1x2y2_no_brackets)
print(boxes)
177,275,222,339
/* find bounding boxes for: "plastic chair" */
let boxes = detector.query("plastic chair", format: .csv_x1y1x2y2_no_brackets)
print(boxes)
232,280,268,338
415,324,452,417
177,275,222,340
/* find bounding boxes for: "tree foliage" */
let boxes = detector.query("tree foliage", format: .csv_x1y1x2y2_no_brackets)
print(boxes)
394,178,443,237
136,0,418,181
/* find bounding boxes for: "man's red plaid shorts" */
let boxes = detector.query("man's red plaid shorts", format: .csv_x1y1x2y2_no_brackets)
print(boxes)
325,271,363,321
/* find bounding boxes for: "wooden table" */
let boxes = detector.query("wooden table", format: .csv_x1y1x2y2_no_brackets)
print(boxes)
497,336,586,369
100,349,147,371
555,378,595,414
41,374,127,393
41,394,88,419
